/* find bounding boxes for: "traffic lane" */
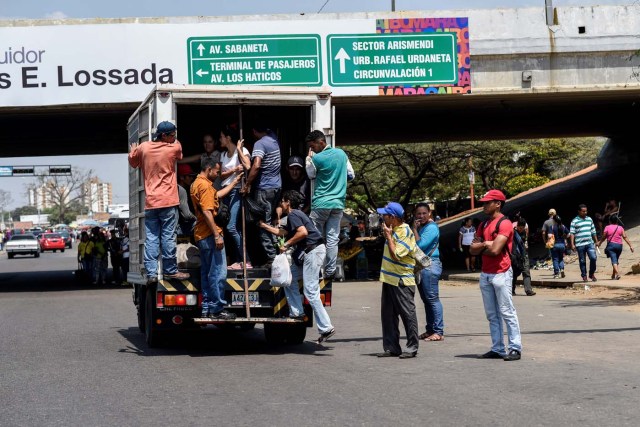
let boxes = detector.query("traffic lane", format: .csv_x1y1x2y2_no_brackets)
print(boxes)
1,283,639,426
0,248,120,292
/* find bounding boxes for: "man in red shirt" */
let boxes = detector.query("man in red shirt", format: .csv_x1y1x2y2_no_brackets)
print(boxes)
470,189,522,361
128,121,189,283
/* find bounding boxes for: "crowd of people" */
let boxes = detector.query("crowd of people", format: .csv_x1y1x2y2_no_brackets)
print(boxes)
77,225,129,285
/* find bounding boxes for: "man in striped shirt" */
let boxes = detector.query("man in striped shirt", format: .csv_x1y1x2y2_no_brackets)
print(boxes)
570,204,598,282
377,202,419,359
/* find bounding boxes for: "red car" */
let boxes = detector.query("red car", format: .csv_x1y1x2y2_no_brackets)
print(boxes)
40,233,66,252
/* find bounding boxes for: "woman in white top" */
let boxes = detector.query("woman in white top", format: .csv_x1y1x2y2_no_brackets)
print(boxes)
219,125,252,269
458,217,476,272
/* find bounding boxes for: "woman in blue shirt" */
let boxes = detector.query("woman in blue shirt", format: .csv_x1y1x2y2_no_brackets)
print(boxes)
412,203,444,341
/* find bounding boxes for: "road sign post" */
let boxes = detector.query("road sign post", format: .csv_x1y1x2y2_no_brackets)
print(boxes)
327,33,458,86
188,35,322,86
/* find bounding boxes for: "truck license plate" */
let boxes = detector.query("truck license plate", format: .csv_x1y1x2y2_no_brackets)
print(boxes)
231,292,260,307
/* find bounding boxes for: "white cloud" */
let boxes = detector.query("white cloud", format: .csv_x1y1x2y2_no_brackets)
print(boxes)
44,11,68,20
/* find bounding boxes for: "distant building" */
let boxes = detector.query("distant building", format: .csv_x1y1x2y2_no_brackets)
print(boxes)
27,182,69,210
83,178,113,213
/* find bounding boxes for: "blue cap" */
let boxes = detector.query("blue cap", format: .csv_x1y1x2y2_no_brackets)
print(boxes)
156,121,176,135
376,202,404,218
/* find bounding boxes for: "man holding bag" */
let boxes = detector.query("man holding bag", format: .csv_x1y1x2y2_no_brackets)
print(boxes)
259,190,335,343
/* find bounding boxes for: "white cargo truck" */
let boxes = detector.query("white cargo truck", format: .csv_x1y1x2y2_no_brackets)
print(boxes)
127,84,334,347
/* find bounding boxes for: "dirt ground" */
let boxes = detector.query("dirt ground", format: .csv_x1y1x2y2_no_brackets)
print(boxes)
443,279,640,313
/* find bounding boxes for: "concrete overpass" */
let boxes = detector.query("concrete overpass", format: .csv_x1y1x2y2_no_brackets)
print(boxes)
0,5,638,158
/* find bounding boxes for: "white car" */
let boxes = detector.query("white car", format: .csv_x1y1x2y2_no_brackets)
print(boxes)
6,234,41,259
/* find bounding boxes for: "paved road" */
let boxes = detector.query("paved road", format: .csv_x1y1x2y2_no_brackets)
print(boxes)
1,251,639,426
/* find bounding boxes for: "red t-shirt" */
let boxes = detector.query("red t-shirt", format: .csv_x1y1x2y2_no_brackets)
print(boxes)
476,215,514,274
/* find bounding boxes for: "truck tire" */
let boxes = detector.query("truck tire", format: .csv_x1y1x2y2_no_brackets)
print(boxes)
61,249,65,253
34,252,40,258
7,253,13,259
137,286,146,333
145,286,163,347
264,323,307,345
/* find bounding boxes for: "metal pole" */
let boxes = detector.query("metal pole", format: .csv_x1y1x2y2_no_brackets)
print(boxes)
391,0,396,12
239,105,251,319
468,156,475,210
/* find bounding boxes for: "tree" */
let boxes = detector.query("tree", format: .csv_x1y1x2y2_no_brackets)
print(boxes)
29,167,94,224
11,205,38,221
0,189,13,227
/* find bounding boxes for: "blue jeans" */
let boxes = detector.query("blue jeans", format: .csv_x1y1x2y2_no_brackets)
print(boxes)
144,206,178,278
284,244,333,334
606,242,623,265
479,270,522,354
256,188,280,262
197,235,228,315
224,188,249,264
576,243,597,278
309,208,343,276
418,258,444,336
551,243,565,275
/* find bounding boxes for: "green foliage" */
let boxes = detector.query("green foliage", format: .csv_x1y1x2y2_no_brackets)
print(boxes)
345,137,604,214
11,205,38,221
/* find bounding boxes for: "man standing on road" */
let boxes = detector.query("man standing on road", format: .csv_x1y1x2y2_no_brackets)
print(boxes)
542,208,556,246
191,157,236,320
570,204,598,282
128,121,190,283
470,189,522,362
241,123,281,267
305,130,355,280
512,217,536,296
376,202,419,359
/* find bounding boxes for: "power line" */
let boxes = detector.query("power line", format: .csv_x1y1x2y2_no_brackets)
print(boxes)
317,0,331,14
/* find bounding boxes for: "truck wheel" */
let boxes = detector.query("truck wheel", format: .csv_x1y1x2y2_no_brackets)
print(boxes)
61,249,65,253
284,323,307,344
264,323,286,345
7,253,13,259
264,323,307,345
145,286,163,347
137,287,146,333
34,252,40,258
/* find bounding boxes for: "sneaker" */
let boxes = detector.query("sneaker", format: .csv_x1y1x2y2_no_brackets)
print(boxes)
164,271,190,280
399,351,417,359
377,351,401,357
228,262,243,270
290,313,306,321
526,291,536,296
589,274,597,282
479,350,504,359
245,262,253,269
552,274,560,279
582,276,588,282
209,310,236,320
317,328,335,343
560,270,566,278
503,349,521,361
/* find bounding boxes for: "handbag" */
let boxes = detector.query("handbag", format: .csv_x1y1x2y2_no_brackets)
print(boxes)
413,223,439,270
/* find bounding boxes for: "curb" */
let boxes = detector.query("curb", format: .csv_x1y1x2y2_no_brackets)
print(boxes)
443,273,640,291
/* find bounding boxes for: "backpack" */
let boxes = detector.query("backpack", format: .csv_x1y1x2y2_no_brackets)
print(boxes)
479,215,521,269
215,203,230,228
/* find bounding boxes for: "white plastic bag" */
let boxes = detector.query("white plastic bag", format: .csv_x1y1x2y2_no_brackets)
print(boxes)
177,243,201,268
270,253,292,287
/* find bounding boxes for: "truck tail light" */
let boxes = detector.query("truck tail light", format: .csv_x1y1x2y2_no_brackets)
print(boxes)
156,292,164,308
323,291,332,307
186,294,197,306
163,294,196,306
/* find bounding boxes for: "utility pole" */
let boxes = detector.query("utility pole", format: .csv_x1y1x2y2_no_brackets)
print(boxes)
391,0,396,12
468,155,475,209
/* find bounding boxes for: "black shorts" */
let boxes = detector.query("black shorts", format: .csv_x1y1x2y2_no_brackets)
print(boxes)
461,245,471,256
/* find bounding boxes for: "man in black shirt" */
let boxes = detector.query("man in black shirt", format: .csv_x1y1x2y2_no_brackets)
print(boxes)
259,190,335,343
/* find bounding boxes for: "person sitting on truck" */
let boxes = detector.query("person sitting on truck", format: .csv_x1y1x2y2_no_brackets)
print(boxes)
241,122,282,268
177,163,197,237
258,190,336,343
191,156,242,320
128,120,190,283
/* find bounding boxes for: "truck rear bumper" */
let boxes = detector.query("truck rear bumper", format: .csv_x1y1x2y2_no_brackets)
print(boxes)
193,317,305,325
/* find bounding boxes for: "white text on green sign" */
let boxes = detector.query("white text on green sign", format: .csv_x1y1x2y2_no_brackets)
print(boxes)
327,33,458,86
187,35,322,86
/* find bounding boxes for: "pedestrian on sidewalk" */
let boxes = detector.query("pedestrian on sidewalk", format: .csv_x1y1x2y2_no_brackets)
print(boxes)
597,214,634,280
470,189,522,362
549,215,569,279
512,217,535,296
570,204,598,282
458,218,476,272
376,202,419,359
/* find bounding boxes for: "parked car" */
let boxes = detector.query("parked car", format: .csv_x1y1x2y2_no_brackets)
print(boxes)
40,233,66,252
59,230,73,249
6,234,40,259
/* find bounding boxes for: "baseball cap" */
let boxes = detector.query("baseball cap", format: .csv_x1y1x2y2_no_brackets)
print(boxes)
478,189,507,202
548,208,557,216
156,121,176,135
177,164,195,176
288,155,304,168
376,202,404,218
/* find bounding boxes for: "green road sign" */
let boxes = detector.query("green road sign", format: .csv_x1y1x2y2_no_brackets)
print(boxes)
187,35,322,86
327,33,458,86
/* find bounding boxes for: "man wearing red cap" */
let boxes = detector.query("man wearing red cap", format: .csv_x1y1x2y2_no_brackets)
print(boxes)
470,189,522,361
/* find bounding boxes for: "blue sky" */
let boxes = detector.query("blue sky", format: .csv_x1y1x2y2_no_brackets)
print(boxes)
0,0,630,211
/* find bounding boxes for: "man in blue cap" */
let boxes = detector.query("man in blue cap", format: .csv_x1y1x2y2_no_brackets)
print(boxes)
128,121,190,283
376,202,419,359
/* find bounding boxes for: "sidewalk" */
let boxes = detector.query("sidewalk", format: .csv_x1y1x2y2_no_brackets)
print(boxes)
445,253,640,291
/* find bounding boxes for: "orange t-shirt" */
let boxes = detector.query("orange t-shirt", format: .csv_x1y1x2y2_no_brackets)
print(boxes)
476,215,514,274
190,174,222,242
128,140,183,209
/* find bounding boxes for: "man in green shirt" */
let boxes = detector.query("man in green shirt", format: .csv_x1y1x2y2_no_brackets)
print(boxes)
305,130,355,280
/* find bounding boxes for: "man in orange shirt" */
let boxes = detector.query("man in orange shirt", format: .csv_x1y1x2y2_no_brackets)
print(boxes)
191,157,237,319
128,121,190,283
